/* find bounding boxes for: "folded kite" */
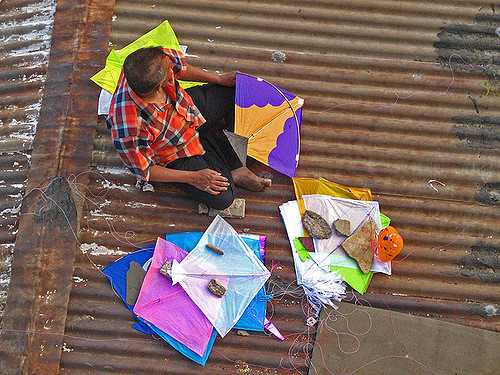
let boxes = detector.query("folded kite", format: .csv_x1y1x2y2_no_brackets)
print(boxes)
233,72,304,177
103,245,217,365
292,177,390,226
279,200,346,315
171,216,271,337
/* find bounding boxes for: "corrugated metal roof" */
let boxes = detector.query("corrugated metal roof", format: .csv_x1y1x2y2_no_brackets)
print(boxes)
1,0,500,374
0,0,56,320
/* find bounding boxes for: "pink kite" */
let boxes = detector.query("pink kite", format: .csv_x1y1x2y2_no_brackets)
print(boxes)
133,238,214,356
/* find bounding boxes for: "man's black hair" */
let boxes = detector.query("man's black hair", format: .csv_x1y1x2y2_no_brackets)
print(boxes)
123,47,166,96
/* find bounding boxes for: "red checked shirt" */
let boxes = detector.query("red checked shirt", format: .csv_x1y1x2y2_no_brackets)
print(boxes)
107,48,206,184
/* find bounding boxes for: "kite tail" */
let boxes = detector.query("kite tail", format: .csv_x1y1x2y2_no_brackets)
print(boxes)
301,270,346,317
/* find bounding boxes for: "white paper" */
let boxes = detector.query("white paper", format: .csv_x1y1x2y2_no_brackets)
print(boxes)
98,89,113,116
303,194,391,275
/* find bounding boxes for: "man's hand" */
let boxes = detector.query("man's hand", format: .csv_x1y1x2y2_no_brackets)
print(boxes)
190,169,229,195
179,65,236,87
217,72,236,87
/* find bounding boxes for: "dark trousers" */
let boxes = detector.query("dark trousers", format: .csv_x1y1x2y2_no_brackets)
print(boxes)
166,84,242,210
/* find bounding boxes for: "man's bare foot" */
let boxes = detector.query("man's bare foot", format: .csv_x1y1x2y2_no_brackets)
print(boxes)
231,167,272,192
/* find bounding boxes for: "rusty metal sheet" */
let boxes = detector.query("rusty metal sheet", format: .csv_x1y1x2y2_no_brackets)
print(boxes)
2,0,500,374
0,0,113,374
0,0,56,320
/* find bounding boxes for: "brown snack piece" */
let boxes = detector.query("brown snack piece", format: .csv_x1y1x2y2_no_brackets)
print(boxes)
341,218,376,274
206,243,224,255
159,260,173,279
208,279,226,297
303,210,332,239
334,219,351,236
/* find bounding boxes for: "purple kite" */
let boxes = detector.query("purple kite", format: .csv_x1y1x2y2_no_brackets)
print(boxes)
233,72,304,177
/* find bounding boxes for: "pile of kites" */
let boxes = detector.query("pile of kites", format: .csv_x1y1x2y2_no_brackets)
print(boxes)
280,177,403,315
103,216,284,366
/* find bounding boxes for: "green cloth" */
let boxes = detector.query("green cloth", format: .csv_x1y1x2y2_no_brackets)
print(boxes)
90,20,204,93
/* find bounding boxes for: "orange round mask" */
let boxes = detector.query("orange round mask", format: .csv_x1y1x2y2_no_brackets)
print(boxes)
377,226,403,261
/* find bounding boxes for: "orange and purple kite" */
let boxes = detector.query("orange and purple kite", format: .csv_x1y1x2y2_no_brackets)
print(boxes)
233,72,304,177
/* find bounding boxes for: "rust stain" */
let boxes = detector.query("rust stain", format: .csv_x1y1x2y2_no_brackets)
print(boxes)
0,0,57,322
0,0,114,374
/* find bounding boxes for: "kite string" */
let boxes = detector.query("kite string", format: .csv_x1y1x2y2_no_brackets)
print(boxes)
14,172,155,293
307,296,443,375
0,293,437,375
0,174,146,348
319,52,473,119
283,293,440,375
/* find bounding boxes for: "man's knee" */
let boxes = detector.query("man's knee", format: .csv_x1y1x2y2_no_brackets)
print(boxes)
207,191,234,210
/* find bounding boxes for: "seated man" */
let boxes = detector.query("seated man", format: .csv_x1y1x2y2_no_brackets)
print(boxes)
107,47,271,209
